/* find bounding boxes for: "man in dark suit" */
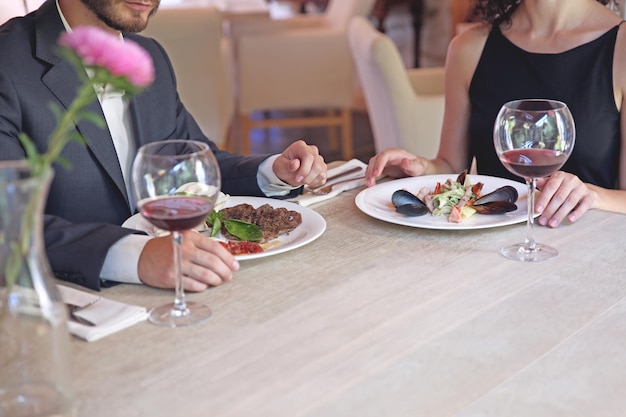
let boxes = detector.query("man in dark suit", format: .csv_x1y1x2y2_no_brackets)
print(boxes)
0,0,328,291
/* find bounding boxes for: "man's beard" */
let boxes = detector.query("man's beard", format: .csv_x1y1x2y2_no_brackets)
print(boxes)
80,0,159,33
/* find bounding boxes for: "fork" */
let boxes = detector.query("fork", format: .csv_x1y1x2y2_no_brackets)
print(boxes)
65,298,101,326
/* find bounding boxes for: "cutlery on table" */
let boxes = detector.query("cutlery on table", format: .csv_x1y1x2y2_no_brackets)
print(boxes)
307,166,364,194
65,298,101,327
309,177,365,195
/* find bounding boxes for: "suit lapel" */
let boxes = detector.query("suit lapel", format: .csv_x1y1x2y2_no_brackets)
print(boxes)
35,1,130,207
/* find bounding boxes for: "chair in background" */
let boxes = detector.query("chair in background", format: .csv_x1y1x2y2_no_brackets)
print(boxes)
271,0,329,14
371,0,424,68
1,0,43,24
142,6,235,147
348,16,444,159
231,0,376,158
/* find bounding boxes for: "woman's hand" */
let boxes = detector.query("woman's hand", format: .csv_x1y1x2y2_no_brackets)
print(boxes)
137,231,239,291
365,148,429,187
535,171,598,227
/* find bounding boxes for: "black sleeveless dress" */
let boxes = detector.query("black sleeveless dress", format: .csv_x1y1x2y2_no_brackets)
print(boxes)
468,22,624,188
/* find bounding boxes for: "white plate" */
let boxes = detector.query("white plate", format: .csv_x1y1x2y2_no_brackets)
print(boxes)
355,175,529,230
123,196,326,260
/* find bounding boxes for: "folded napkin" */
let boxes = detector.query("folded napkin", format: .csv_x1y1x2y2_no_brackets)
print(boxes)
57,285,148,342
289,159,367,207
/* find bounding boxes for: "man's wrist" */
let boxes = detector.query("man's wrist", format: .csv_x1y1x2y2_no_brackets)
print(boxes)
258,154,297,196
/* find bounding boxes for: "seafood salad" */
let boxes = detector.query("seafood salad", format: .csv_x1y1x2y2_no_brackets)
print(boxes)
391,171,518,223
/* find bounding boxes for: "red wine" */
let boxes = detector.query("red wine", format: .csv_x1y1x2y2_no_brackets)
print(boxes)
139,196,213,231
499,148,569,179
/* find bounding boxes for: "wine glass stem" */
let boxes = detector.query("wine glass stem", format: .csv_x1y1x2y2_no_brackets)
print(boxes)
525,178,537,251
171,231,187,312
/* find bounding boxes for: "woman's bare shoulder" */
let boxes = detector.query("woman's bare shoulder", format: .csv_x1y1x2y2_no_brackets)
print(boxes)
446,23,491,85
447,23,490,63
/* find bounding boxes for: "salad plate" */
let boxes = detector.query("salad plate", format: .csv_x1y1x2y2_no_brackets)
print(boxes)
355,174,529,230
123,196,326,260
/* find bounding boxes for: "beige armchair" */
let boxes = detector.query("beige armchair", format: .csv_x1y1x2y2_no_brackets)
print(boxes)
348,16,444,159
143,6,235,146
231,0,376,158
1,0,43,24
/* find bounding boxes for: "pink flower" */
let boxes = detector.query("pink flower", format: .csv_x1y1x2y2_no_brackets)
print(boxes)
59,26,155,88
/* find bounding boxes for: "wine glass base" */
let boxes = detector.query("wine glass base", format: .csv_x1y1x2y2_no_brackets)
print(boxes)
500,243,558,262
148,301,212,327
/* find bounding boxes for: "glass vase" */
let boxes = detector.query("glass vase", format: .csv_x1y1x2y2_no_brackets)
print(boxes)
0,161,75,417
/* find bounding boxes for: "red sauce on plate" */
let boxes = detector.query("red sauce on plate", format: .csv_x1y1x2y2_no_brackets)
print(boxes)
219,240,264,255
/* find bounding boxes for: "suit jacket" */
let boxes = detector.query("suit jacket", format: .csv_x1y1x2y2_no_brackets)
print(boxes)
0,0,278,290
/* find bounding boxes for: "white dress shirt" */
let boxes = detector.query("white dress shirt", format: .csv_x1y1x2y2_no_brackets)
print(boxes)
56,1,295,284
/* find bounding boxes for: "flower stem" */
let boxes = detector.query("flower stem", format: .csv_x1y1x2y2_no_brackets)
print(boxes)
35,84,97,175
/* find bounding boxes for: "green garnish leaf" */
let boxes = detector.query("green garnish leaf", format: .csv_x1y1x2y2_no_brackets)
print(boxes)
223,219,263,242
206,210,223,238
206,210,263,241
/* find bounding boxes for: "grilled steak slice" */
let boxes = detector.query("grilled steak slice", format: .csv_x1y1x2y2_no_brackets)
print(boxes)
219,203,302,242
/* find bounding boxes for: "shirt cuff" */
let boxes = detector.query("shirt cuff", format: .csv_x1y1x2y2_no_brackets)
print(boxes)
257,154,299,197
100,234,151,284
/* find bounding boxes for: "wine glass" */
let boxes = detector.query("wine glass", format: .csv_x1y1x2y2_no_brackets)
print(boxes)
493,99,575,262
131,140,221,327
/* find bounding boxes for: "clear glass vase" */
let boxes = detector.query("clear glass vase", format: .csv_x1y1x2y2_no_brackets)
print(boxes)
0,161,75,417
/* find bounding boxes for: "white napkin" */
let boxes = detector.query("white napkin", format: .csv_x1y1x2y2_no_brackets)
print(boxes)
289,159,367,207
57,285,148,342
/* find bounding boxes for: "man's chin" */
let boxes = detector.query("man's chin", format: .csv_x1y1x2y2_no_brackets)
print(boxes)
114,14,151,33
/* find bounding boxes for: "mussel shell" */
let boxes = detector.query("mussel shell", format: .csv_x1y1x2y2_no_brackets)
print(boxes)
473,185,518,205
395,203,429,216
471,201,518,215
392,189,423,206
392,189,428,216
456,170,468,185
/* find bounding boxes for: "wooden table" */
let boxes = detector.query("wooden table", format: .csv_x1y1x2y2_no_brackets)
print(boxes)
68,179,626,417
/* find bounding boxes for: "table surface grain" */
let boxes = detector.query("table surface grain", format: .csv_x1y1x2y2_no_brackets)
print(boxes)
68,181,626,417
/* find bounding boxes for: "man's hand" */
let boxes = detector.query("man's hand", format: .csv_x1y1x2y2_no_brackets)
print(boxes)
137,231,239,291
272,140,327,188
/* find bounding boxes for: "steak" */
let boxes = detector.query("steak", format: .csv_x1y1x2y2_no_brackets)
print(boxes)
219,203,302,242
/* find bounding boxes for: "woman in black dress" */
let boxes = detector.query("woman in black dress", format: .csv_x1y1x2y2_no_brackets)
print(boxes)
365,0,626,228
